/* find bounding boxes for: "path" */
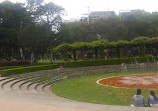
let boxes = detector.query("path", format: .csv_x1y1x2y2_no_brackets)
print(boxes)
0,77,157,111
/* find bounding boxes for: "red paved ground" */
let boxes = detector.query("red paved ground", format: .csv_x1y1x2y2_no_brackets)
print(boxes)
97,74,158,89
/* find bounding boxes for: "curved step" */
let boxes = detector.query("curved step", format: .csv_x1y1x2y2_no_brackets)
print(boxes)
35,84,43,93
21,81,35,92
3,79,23,91
27,82,34,90
42,85,52,95
27,82,39,93
41,78,65,95
10,79,25,89
1,78,17,89
0,77,10,82
11,80,27,90
19,80,32,91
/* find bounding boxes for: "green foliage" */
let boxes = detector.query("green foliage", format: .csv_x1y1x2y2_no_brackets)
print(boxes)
0,1,33,60
57,21,98,44
146,37,158,44
92,16,128,41
53,40,110,53
90,40,109,49
54,37,158,53
0,0,64,61
26,0,64,30
115,40,130,47
131,36,150,45
71,42,91,50
53,43,72,53
53,37,158,60
61,56,158,68
18,24,53,58
53,43,72,61
0,66,23,70
0,64,59,77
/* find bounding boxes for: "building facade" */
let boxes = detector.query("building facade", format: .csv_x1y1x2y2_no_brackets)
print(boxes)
88,11,115,23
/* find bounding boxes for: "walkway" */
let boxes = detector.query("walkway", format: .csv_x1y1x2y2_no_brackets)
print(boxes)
0,76,157,111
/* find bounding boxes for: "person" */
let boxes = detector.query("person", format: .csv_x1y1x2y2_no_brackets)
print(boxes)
133,89,146,107
148,90,158,107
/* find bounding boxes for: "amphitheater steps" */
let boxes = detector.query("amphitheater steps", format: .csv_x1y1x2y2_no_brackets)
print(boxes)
10,79,25,89
11,80,28,91
0,68,80,100
19,81,33,91
35,84,45,94
0,77,53,97
0,78,17,89
27,82,39,93
42,85,53,95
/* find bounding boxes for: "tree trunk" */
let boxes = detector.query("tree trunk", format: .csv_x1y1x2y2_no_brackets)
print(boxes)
31,52,35,62
19,47,24,60
73,50,77,61
139,45,145,56
50,51,54,63
116,47,120,58
95,49,98,60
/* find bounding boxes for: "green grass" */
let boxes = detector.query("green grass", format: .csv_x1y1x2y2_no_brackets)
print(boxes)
36,59,51,64
52,71,158,106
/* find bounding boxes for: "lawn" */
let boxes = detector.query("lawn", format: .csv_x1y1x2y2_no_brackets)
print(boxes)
52,71,158,106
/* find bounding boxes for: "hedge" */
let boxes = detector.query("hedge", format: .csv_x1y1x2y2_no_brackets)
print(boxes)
61,56,158,68
1,56,157,77
0,66,23,70
0,64,59,77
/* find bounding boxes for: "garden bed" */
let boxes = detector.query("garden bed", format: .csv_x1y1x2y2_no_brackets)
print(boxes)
97,74,158,89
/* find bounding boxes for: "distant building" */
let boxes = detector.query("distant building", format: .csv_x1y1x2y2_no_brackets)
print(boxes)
119,10,132,20
88,11,115,23
119,10,142,20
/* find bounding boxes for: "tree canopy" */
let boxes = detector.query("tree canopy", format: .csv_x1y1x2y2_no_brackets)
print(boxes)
0,0,64,61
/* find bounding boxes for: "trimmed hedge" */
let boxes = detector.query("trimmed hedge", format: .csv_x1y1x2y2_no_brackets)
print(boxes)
1,56,157,77
61,56,158,68
0,66,25,70
0,64,59,77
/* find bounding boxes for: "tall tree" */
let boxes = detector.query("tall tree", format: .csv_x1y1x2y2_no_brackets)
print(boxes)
18,23,53,60
56,21,98,44
122,10,150,40
0,1,32,60
92,16,128,41
26,0,64,31
147,12,158,37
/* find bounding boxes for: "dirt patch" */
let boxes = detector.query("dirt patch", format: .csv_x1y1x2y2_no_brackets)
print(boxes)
97,74,158,89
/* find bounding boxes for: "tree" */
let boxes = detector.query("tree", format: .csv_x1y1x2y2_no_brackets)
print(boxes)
92,16,128,41
0,1,32,60
26,0,64,31
18,23,54,60
122,10,150,40
56,21,98,44
146,12,158,37
13,0,65,61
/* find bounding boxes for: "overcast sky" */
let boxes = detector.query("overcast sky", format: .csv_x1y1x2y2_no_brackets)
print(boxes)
1,0,158,20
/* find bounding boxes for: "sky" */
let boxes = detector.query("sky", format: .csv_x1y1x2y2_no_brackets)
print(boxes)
1,0,158,20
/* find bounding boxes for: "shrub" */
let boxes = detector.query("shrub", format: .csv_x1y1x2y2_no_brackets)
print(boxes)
0,64,59,77
0,60,31,66
62,56,158,68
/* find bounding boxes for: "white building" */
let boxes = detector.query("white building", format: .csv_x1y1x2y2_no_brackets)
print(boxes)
88,11,115,23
